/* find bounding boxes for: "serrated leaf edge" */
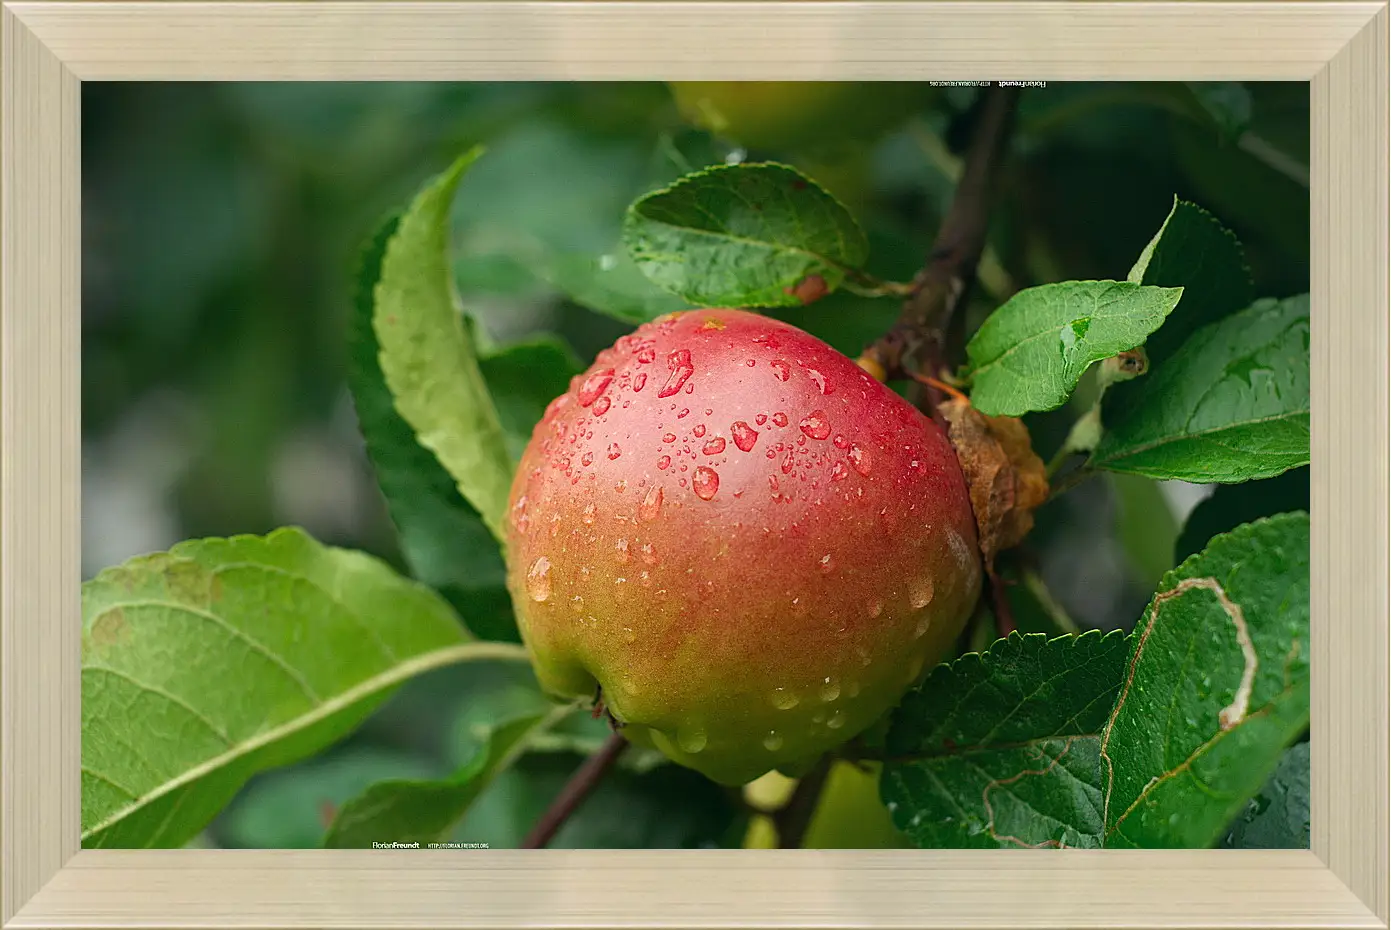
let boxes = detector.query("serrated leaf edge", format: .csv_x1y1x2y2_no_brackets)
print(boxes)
621,160,870,301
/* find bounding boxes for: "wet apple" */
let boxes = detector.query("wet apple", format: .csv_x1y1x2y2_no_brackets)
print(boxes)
505,309,982,785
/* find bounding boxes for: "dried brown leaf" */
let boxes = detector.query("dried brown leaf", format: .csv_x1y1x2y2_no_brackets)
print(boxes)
939,398,1049,570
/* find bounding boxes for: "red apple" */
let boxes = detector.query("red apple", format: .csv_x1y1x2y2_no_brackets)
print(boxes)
505,309,982,785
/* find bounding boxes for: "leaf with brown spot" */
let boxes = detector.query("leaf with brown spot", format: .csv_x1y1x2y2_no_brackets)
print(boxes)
939,398,1049,570
784,274,829,305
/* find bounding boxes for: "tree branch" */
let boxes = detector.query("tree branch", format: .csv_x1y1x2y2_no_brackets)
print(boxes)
520,731,627,849
860,85,1023,415
773,754,834,848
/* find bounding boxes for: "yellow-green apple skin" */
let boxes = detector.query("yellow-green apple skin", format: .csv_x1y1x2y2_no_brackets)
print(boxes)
668,82,934,153
504,309,982,786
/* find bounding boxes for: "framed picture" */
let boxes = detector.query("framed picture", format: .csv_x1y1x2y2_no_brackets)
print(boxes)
2,3,1386,928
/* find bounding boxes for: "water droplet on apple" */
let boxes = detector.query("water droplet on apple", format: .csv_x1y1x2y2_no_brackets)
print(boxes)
577,369,614,407
849,444,873,476
581,503,597,524
730,421,759,452
678,727,708,753
662,433,676,443
770,360,791,382
831,461,848,481
771,412,789,428
819,554,834,573
633,372,647,392
658,349,694,397
615,538,630,563
703,436,726,455
806,368,832,395
591,395,611,416
827,711,846,730
820,677,841,702
607,443,622,460
526,557,552,602
639,486,664,522
771,688,800,710
910,577,935,610
799,410,831,440
693,466,720,500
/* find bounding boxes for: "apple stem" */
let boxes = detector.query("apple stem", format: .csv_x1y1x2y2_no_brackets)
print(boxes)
988,567,1017,638
519,732,628,849
861,84,1023,417
773,754,835,848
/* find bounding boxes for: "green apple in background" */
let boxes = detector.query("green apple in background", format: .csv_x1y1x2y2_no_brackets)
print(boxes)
669,82,937,153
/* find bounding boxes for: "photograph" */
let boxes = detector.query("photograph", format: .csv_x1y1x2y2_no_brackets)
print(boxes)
79,79,1312,852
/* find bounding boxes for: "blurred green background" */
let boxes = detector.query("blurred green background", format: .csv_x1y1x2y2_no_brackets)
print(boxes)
81,81,1309,848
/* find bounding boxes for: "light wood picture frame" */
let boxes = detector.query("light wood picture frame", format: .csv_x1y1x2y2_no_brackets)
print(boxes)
2,2,1387,927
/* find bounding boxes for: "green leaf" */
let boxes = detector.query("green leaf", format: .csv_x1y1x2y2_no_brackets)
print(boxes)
1091,295,1310,483
323,706,571,848
442,661,670,776
1185,83,1254,142
1125,197,1255,368
1222,741,1310,849
1176,467,1309,563
218,747,437,849
448,120,719,326
455,750,746,849
1099,513,1310,848
541,250,690,324
349,212,517,643
479,335,584,461
374,147,514,543
1110,473,1181,590
881,630,1130,849
624,162,869,308
81,527,528,849
964,281,1185,416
